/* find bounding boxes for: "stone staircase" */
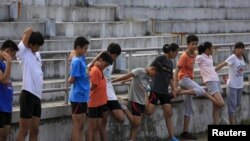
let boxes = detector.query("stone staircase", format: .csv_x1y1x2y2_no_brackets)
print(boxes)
1,0,250,103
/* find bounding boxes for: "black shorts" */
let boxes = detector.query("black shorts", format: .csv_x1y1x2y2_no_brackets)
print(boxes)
88,104,107,118
0,112,12,128
19,90,41,119
70,102,87,114
148,91,172,105
129,102,145,116
106,100,122,111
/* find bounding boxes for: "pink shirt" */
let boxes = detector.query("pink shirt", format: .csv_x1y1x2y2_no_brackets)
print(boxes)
195,53,219,83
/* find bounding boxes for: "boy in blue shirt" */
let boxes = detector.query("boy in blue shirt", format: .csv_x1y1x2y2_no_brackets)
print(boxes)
0,40,19,141
68,36,90,141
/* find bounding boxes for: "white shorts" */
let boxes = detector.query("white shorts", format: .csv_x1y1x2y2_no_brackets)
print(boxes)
206,81,223,95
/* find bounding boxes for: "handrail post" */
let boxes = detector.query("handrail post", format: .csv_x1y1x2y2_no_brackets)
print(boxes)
128,51,132,72
64,54,69,104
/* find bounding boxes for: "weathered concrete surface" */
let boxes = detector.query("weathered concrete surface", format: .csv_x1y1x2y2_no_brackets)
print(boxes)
0,5,10,21
55,20,148,38
19,5,116,22
88,0,250,8
118,7,250,20
89,35,178,49
21,0,84,6
2,33,250,49
7,93,250,141
0,22,45,40
156,20,250,34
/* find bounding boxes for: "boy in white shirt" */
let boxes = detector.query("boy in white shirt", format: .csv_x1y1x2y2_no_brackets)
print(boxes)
16,27,44,141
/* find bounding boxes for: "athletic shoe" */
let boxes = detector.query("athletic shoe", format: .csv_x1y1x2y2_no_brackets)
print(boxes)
180,132,197,140
170,136,179,141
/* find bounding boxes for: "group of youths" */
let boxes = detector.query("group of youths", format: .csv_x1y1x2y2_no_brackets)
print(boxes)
0,27,247,141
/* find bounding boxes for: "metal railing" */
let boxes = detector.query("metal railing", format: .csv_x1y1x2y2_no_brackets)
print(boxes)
13,43,250,104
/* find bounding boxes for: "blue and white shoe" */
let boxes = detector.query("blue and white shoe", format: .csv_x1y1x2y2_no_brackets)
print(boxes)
170,136,179,141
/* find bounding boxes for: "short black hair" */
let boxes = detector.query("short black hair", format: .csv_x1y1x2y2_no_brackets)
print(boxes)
1,40,19,51
98,51,113,65
234,42,248,64
187,35,199,44
28,32,44,46
235,42,245,49
74,36,89,49
107,43,121,55
150,62,162,73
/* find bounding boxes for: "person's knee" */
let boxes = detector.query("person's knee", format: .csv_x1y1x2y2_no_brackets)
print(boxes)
218,101,225,107
75,124,84,131
164,111,173,118
117,115,125,123
214,99,225,108
30,128,39,136
196,88,206,96
133,122,141,127
19,129,29,137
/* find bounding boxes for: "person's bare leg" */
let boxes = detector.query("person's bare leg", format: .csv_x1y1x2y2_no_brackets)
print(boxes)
129,116,142,141
29,117,40,141
229,115,236,124
111,109,125,123
162,104,175,138
100,111,108,141
145,103,156,115
16,118,32,141
71,114,85,141
0,125,10,141
212,93,224,124
87,119,97,141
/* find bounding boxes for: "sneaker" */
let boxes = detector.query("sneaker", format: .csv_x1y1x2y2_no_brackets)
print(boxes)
170,136,179,141
180,132,197,140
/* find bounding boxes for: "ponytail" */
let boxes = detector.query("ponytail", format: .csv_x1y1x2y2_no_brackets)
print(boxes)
198,42,212,55
162,43,179,54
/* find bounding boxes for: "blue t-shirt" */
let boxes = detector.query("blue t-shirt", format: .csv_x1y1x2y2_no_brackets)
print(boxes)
69,56,90,102
0,60,13,112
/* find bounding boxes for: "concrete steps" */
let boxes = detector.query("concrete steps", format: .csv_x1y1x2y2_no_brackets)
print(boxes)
55,20,148,38
0,22,46,40
88,0,250,8
21,0,85,7
19,5,116,22
12,79,66,105
155,20,250,34
118,7,250,21
0,5,10,21
2,33,250,50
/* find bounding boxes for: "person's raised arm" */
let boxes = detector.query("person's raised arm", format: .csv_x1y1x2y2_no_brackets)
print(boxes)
22,27,33,47
88,51,105,70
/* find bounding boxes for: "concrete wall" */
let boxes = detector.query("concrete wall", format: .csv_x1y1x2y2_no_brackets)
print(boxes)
19,5,116,22
0,5,10,21
7,93,250,141
156,20,250,34
21,0,85,6
118,7,250,20
55,20,148,38
89,0,250,8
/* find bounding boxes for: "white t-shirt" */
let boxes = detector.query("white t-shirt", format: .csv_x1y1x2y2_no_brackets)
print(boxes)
225,54,246,88
16,42,43,99
103,65,117,100
195,53,219,83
